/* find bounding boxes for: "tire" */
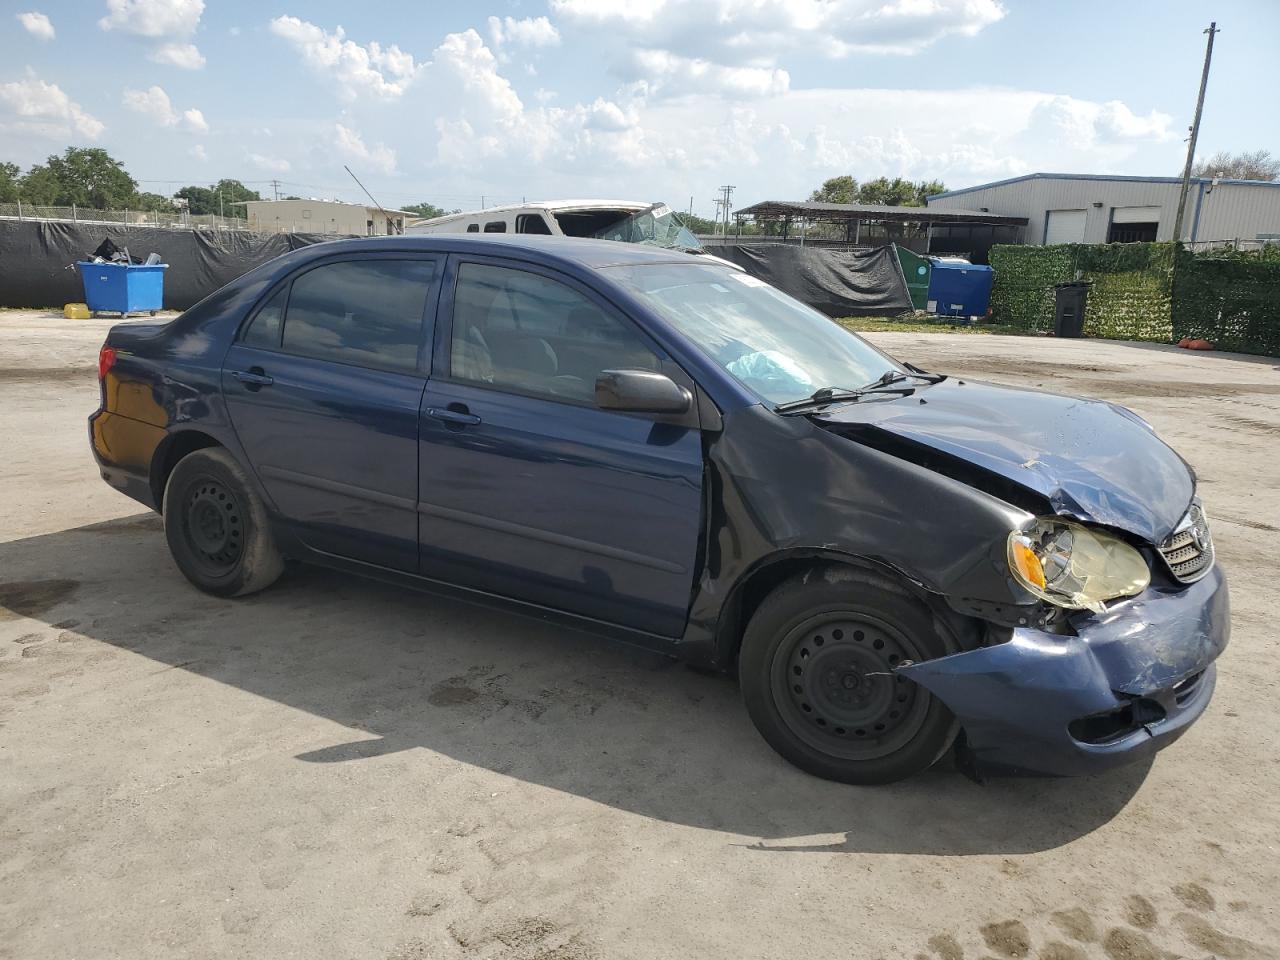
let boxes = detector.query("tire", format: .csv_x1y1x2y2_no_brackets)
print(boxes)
162,447,284,597
739,567,960,785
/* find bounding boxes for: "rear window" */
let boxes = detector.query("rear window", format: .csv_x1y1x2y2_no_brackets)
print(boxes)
483,221,508,233
279,259,436,373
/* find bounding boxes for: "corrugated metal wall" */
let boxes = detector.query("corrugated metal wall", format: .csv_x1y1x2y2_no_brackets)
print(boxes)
928,176,1280,245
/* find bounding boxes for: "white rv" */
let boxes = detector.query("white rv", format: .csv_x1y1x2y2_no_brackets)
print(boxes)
407,199,711,255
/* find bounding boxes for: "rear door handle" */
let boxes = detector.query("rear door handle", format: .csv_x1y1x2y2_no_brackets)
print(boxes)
232,370,274,387
426,407,481,426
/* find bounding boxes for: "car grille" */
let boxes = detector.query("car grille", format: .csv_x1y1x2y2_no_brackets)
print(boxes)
1159,503,1214,584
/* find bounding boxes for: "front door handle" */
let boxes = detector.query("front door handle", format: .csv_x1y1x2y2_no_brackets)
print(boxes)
426,406,481,427
232,369,274,387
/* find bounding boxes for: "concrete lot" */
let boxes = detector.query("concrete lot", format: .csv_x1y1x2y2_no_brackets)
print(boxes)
2,308,1278,960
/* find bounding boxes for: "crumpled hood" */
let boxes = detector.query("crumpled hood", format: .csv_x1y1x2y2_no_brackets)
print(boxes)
814,378,1194,544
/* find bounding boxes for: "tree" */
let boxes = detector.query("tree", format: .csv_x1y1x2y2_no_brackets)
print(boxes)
403,201,459,219
0,162,19,203
20,147,139,208
809,175,859,204
807,175,945,207
135,192,174,212
676,212,719,234
1191,149,1280,181
175,179,261,215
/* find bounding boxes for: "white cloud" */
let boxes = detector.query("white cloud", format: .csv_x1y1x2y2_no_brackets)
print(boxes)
487,15,560,48
626,49,789,98
98,0,204,38
333,122,397,174
150,42,205,69
269,16,420,100
551,0,1005,62
16,11,55,41
99,0,205,68
0,75,103,139
122,85,208,131
247,152,290,172
189,143,207,161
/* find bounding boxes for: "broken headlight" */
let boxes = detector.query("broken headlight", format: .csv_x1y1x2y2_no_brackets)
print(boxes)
1007,519,1150,614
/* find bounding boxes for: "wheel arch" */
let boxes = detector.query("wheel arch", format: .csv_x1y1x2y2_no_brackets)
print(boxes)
713,550,978,671
149,429,223,511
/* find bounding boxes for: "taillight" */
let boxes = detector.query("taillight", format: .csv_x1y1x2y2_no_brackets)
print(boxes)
98,345,117,380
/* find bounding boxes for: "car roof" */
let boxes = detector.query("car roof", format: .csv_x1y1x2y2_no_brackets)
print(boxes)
291,234,718,271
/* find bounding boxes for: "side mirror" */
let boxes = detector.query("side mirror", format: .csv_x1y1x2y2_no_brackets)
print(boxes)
595,369,692,415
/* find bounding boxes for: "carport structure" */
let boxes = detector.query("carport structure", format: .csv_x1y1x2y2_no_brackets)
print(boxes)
731,200,1028,262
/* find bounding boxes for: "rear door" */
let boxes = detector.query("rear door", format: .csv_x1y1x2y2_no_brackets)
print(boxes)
222,254,440,571
417,257,705,637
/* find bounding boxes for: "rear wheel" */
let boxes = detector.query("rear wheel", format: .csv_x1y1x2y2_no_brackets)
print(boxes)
163,447,283,597
739,567,959,784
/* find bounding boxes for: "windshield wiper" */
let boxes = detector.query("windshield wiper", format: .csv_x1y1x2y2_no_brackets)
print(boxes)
901,361,947,384
775,381,915,415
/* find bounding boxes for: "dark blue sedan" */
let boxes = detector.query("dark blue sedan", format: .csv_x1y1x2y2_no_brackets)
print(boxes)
90,235,1228,783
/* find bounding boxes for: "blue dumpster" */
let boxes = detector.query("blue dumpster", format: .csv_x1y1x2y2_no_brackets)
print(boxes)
926,258,993,318
77,261,168,316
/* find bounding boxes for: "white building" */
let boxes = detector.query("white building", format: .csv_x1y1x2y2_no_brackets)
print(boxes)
927,173,1280,247
244,199,409,236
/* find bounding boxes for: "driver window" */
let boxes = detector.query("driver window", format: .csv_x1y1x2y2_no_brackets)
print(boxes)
449,263,661,403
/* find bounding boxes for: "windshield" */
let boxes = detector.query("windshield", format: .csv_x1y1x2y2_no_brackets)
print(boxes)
590,203,703,252
607,263,901,406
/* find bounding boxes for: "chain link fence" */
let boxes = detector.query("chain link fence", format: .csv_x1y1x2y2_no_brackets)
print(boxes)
0,202,247,231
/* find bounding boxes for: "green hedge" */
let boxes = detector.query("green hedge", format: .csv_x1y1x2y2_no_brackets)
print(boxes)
1172,249,1280,356
990,242,1279,356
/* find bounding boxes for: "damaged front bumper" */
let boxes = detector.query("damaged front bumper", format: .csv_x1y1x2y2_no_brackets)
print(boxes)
902,565,1230,777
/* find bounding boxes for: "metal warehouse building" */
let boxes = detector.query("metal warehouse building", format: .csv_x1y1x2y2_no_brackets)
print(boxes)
927,173,1280,247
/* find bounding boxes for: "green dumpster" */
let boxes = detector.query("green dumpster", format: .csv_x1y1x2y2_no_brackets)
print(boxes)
894,244,931,312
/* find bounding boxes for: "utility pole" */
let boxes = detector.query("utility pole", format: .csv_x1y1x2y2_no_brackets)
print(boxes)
271,179,281,201
1173,22,1219,244
718,184,736,237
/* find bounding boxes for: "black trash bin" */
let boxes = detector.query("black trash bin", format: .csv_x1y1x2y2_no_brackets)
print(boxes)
1053,281,1091,338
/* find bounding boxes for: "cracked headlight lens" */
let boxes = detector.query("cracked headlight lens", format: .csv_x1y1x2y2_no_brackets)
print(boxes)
1007,518,1150,613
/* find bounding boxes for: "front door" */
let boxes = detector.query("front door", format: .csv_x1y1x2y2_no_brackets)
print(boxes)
417,258,705,637
223,255,440,571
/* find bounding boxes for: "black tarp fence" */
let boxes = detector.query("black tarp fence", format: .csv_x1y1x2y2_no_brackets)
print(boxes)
713,243,911,317
1,222,912,318
0,221,349,310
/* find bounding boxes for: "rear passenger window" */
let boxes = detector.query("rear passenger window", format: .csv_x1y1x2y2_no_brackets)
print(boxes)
280,260,435,373
516,214,552,235
483,221,507,233
242,284,287,348
450,263,660,403
466,223,479,233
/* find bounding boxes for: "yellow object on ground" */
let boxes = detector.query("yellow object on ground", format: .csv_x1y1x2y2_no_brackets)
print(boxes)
64,303,91,319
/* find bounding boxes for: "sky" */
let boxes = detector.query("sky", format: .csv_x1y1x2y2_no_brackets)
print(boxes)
2,0,1278,219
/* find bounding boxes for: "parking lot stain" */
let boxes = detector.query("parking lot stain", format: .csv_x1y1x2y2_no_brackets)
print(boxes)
0,578,79,621
1172,881,1216,912
979,920,1031,958
428,683,480,706
926,931,964,960
1121,894,1157,929
1101,926,1161,960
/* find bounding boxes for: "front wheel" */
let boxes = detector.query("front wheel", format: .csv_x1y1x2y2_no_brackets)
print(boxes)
163,447,284,597
739,568,959,784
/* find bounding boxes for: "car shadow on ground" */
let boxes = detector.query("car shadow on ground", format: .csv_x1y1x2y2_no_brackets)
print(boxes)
1,513,1153,856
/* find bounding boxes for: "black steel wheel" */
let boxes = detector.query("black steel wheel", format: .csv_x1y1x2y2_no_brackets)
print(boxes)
163,447,283,597
180,476,245,577
740,567,960,784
